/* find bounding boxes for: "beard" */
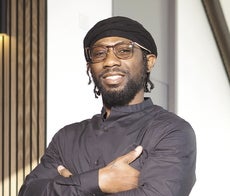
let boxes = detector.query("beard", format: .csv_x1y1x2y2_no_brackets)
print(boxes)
91,66,147,109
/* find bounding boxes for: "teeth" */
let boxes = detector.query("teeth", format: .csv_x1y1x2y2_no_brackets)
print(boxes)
106,75,121,80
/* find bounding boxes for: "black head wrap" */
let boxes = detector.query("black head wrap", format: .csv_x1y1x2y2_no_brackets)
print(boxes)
83,16,157,62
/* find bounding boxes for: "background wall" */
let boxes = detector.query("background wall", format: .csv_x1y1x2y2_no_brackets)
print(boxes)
47,0,111,143
176,1,230,195
47,0,230,195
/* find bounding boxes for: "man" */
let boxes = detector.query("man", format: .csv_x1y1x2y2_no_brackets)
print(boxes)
19,16,196,196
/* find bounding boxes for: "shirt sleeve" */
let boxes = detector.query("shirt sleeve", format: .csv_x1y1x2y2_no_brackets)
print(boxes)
108,121,197,196
18,170,103,196
18,130,104,196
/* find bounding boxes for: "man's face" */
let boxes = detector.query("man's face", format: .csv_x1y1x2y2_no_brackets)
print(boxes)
89,37,152,108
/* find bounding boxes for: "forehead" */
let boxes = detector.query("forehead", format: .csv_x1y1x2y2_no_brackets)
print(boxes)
93,36,132,46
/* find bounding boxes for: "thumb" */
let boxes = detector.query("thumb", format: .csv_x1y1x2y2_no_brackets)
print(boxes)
122,146,143,164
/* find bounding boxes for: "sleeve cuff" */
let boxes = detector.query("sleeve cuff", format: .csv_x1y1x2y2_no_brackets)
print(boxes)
55,169,104,195
79,169,104,195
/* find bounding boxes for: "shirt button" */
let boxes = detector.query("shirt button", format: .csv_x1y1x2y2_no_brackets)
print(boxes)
95,160,99,165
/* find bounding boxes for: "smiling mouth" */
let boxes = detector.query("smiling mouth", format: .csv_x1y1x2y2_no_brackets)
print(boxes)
102,72,125,85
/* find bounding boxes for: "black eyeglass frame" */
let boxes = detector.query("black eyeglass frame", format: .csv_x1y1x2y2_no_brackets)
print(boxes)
85,41,151,63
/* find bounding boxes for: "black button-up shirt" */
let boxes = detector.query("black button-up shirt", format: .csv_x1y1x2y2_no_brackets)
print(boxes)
19,98,196,196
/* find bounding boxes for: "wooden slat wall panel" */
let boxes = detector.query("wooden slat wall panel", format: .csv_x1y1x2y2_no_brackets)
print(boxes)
0,0,47,195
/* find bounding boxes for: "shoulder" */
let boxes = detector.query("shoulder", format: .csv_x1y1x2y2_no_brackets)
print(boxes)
149,105,193,129
145,105,196,144
51,114,101,143
140,105,196,160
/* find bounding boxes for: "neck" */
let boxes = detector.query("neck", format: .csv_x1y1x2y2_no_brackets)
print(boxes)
103,89,145,118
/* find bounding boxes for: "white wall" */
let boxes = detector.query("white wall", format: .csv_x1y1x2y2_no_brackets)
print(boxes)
176,0,230,195
47,0,112,143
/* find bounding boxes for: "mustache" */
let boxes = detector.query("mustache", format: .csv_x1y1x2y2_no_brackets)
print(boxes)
98,67,128,78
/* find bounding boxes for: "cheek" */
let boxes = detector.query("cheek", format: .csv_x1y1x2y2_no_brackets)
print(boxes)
129,60,144,75
89,65,100,77
128,52,144,71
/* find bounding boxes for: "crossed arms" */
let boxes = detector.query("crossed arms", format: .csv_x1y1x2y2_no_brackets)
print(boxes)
19,146,144,195
19,123,196,196
58,146,143,193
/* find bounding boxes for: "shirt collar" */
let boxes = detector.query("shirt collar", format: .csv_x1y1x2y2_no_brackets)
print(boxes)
101,97,153,119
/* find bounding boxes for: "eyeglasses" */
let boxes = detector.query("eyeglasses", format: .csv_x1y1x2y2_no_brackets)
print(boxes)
85,41,151,63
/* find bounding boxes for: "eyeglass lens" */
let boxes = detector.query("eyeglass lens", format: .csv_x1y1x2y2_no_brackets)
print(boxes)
89,42,134,63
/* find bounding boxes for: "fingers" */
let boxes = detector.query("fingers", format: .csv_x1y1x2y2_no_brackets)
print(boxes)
123,145,143,164
57,165,65,174
57,165,72,177
134,146,143,156
99,146,142,193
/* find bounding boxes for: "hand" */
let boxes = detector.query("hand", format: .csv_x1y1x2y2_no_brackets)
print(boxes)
57,165,72,177
99,146,143,193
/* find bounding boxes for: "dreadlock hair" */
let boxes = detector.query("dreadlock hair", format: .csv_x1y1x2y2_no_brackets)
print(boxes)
142,50,154,93
86,64,101,98
86,64,92,85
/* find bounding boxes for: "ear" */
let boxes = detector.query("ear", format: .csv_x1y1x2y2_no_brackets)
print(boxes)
146,54,156,72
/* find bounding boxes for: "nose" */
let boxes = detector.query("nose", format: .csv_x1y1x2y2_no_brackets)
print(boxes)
102,48,121,68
